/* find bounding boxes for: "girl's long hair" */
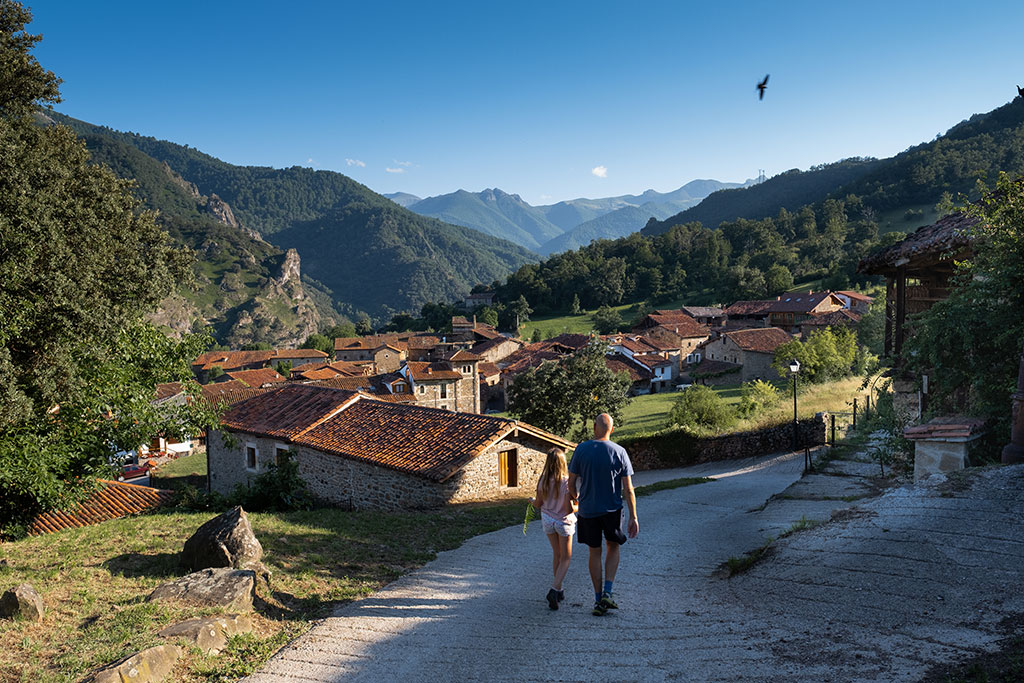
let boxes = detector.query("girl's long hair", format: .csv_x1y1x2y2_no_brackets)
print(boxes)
538,447,567,500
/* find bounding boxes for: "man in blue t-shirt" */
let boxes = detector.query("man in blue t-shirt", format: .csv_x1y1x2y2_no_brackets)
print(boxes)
568,413,638,616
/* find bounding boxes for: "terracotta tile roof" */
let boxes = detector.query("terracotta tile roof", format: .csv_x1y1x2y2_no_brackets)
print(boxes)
801,310,862,328
679,306,724,318
614,337,659,354
904,416,987,440
405,335,441,350
638,334,681,352
445,349,482,362
472,336,522,355
472,325,503,340
723,327,792,353
836,290,874,303
452,316,472,326
293,398,572,482
273,349,329,359
193,350,274,371
478,362,502,378
303,374,386,392
294,366,346,381
406,362,462,382
501,349,563,375
227,368,286,387
605,354,654,382
154,382,185,401
860,211,977,275
690,359,742,378
629,353,673,369
644,313,710,338
221,385,360,440
200,380,261,403
769,292,844,314
29,480,174,536
723,300,775,316
334,335,409,352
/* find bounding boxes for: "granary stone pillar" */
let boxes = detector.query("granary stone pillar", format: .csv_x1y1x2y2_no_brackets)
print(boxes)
1002,339,1024,465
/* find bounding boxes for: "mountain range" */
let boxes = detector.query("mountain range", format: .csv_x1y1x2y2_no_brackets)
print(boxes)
391,179,749,255
48,113,535,342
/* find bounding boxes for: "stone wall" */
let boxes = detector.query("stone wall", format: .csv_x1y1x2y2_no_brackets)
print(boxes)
620,413,828,471
445,433,549,503
454,361,480,413
740,351,778,383
415,381,457,412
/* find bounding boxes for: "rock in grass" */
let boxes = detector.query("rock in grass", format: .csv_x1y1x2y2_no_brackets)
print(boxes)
93,644,181,683
148,568,255,612
181,506,264,572
0,583,45,622
157,614,253,655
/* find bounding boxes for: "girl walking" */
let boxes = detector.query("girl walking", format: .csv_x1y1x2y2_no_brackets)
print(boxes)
531,447,577,610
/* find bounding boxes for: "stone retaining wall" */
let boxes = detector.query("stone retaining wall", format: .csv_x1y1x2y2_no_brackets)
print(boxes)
621,413,828,471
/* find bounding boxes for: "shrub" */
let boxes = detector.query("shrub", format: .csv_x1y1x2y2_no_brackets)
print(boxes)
669,385,736,433
738,380,781,417
233,450,314,512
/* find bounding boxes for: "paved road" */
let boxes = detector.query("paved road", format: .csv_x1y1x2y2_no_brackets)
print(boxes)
246,454,1024,682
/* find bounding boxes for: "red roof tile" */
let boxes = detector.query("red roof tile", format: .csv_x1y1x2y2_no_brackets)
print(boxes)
723,300,775,316
836,290,874,303
154,382,185,401
723,327,792,353
904,416,987,440
294,398,572,481
29,480,174,536
227,368,286,386
605,354,654,382
221,385,360,440
629,353,672,369
769,292,844,314
406,362,463,382
273,349,330,359
860,211,977,274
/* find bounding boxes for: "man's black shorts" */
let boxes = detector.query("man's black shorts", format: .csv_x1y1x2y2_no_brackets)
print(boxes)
577,509,627,548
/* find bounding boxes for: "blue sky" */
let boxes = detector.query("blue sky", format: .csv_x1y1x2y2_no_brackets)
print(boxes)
28,0,1024,204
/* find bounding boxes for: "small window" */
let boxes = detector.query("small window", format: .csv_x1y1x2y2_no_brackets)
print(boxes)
418,385,425,394
440,384,448,399
245,445,258,471
499,449,518,487
275,446,289,465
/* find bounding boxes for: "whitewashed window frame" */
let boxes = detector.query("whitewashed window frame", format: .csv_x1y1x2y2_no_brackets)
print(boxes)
245,442,259,472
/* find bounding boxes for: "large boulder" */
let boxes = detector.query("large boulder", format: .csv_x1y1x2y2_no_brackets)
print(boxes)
148,568,255,612
0,584,45,622
93,644,181,683
181,506,264,574
157,614,254,655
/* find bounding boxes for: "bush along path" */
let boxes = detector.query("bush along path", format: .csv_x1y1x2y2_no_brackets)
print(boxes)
245,446,1024,682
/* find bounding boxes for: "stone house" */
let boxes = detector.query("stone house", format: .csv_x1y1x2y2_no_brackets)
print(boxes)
464,291,496,309
403,350,481,413
701,327,792,383
471,335,524,364
767,292,845,334
207,384,573,510
271,349,330,368
679,306,726,328
798,309,861,339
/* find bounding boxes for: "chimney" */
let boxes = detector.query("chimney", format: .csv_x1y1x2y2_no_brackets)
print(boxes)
427,367,432,375
473,314,477,326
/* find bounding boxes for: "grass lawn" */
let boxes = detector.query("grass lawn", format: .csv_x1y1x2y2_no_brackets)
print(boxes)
150,452,208,492
614,376,875,441
519,301,643,340
0,501,524,682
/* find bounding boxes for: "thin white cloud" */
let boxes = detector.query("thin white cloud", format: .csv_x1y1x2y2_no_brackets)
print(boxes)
345,158,366,167
591,165,608,178
385,167,406,174
539,194,552,200
394,160,413,167
306,157,317,166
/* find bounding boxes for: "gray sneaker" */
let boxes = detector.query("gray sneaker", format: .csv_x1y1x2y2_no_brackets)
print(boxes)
599,592,618,609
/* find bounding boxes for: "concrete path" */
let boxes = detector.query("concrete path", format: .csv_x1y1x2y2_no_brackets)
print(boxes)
246,453,1024,682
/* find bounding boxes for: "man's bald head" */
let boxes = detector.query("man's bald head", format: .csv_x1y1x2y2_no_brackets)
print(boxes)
594,413,614,439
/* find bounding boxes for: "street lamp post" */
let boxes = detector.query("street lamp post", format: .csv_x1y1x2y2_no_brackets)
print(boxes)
789,359,801,453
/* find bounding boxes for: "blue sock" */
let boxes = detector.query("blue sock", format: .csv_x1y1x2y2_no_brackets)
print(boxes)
595,591,602,603
603,580,614,595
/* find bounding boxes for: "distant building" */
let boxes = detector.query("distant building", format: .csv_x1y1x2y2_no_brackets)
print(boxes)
464,291,496,309
767,292,845,334
700,327,792,383
722,300,774,329
834,290,875,315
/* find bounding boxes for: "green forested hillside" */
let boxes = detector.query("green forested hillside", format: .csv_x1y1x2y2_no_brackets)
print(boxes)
642,158,882,236
495,97,1024,315
539,202,677,255
39,114,336,346
50,113,536,321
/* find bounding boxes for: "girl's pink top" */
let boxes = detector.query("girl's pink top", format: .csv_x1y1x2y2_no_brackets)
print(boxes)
540,477,574,521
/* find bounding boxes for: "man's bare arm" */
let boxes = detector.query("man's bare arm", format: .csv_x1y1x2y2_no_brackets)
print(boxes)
623,475,639,538
567,472,579,504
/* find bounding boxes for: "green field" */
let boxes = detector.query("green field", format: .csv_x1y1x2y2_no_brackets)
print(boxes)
519,301,644,339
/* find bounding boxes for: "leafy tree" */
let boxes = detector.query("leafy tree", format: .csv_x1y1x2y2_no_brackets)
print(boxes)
738,380,781,417
475,305,499,328
421,301,457,332
905,173,1024,428
355,313,373,336
772,327,857,384
531,328,543,343
591,305,624,334
857,295,886,356
511,295,532,328
301,333,334,356
765,264,794,295
207,366,226,380
274,360,292,379
507,340,631,440
322,322,356,339
0,1,221,536
571,293,581,315
669,386,736,433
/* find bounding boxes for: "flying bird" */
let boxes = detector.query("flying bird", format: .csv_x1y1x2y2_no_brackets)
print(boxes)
757,74,769,100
